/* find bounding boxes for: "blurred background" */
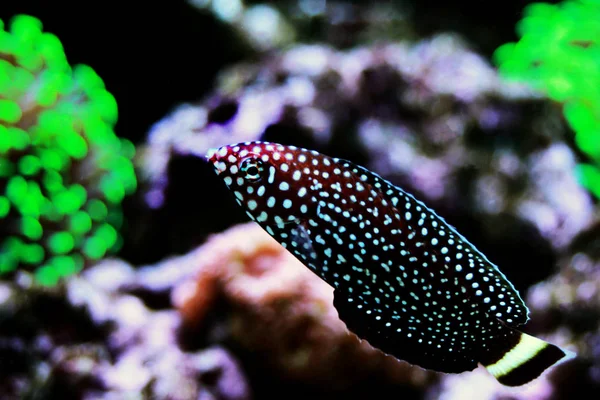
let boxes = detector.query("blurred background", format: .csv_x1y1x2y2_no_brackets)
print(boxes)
1,0,599,399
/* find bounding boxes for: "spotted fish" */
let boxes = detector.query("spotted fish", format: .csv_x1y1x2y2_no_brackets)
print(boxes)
207,141,574,386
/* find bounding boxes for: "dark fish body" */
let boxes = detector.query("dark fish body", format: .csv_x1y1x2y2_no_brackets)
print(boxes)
208,141,574,386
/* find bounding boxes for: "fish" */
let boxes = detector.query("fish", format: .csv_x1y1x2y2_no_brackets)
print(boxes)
207,141,575,386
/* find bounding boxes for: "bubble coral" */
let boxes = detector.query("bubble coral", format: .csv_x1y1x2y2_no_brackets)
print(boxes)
0,15,136,285
493,0,600,198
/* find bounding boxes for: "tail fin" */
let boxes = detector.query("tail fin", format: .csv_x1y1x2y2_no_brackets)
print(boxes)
483,331,575,386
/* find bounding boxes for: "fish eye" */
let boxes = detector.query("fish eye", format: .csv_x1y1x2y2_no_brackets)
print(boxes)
240,157,264,182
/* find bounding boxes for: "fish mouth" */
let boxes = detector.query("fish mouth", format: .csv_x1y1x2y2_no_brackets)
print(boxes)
205,147,227,174
205,147,219,162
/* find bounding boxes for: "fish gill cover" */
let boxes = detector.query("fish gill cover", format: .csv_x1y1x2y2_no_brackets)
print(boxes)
0,15,136,285
493,0,600,198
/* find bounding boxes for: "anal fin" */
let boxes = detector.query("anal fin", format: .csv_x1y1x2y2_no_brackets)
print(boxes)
332,288,480,374
333,288,379,342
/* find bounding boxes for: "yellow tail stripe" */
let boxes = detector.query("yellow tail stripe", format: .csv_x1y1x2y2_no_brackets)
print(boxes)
486,333,547,378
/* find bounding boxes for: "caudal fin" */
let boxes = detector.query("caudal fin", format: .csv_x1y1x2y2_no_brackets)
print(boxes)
483,331,575,386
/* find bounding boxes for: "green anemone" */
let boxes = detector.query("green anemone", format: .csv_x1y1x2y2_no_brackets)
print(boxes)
0,14,137,285
493,0,600,198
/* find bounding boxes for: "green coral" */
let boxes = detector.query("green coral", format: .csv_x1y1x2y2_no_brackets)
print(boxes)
493,0,600,198
0,15,136,285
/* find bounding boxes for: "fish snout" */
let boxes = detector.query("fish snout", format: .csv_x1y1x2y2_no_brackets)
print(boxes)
206,147,229,174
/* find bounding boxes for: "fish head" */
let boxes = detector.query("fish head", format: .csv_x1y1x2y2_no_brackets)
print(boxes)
206,141,314,224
